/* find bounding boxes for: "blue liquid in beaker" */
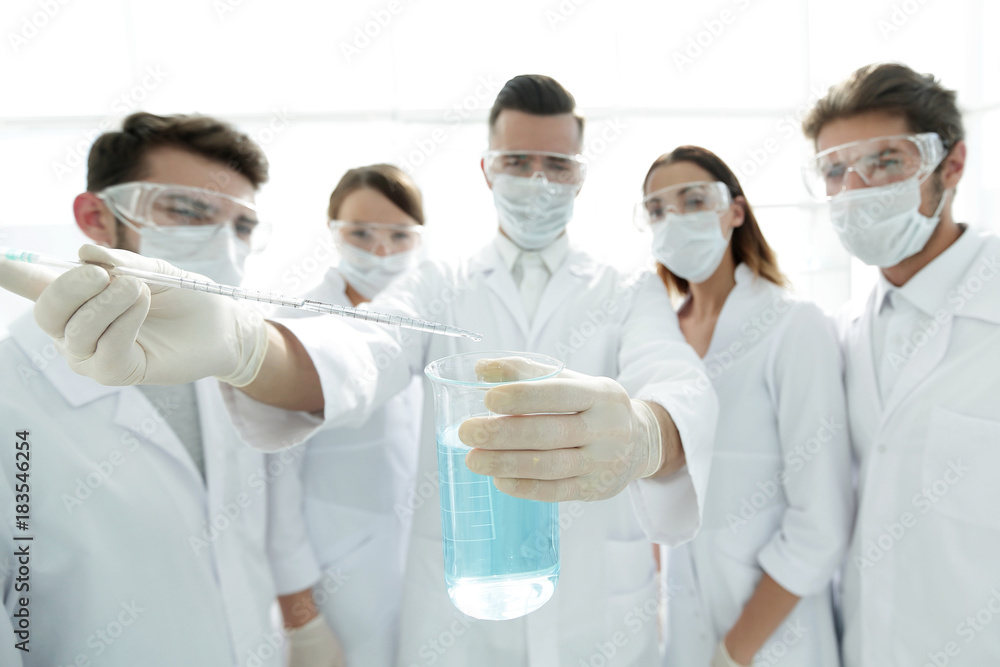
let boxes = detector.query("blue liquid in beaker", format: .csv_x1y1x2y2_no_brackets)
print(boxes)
436,424,559,620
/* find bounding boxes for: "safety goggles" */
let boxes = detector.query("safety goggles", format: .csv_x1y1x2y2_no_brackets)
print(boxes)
803,132,946,199
97,182,269,252
482,150,587,188
328,220,424,255
634,180,732,230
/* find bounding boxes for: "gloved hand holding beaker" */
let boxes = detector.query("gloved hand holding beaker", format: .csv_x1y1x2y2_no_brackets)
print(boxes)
461,359,670,503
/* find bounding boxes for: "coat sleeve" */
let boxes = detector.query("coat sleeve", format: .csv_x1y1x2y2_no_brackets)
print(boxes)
756,302,855,596
219,262,437,451
623,274,718,545
265,447,323,596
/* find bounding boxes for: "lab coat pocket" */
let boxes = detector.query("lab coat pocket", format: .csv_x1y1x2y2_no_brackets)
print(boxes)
603,538,659,663
923,407,1000,530
605,537,656,597
712,528,769,629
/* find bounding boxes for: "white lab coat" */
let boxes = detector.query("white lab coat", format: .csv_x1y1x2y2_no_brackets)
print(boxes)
839,228,1000,666
221,238,718,666
266,268,422,665
0,314,280,667
646,265,853,667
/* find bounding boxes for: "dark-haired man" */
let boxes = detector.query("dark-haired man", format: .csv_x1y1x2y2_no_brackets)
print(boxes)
802,63,1000,666
0,113,342,666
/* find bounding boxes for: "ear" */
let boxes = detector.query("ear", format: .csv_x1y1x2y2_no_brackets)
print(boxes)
728,196,747,228
481,157,492,191
940,140,966,190
73,193,117,247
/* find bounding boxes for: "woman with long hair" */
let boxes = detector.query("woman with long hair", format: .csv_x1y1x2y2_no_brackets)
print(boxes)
637,146,853,667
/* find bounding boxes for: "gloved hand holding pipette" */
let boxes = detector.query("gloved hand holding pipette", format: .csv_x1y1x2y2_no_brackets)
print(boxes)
0,244,270,387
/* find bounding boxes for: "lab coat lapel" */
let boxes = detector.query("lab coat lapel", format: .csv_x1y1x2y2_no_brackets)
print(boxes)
477,245,531,339
194,379,228,513
530,249,599,339
8,311,203,483
880,311,952,422
882,237,1000,420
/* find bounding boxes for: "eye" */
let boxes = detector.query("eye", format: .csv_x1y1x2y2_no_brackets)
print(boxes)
392,231,414,242
168,206,209,222
349,228,372,241
876,157,903,170
823,163,846,180
236,220,257,237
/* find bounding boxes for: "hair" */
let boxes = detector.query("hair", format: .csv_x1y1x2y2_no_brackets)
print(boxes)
643,146,788,297
488,74,584,142
327,163,425,225
802,62,964,156
86,112,269,193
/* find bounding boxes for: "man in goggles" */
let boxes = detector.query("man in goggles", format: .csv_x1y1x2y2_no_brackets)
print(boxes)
481,149,585,251
801,63,1000,667
0,113,341,667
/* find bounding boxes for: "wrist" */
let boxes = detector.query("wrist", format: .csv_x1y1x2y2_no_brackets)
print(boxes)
217,310,269,387
722,633,753,666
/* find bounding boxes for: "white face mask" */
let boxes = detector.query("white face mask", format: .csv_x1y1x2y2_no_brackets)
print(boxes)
652,210,731,283
491,174,577,250
337,241,421,300
137,224,249,286
829,177,948,267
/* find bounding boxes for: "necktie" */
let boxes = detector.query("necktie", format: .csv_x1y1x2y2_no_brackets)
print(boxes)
518,251,548,324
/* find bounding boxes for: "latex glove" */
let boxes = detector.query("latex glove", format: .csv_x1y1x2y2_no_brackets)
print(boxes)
0,244,267,387
462,361,664,502
711,639,749,667
287,615,346,667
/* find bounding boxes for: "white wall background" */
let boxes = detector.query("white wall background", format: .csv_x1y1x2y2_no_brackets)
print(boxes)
1,0,997,334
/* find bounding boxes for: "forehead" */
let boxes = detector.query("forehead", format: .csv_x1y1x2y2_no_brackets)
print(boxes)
139,146,256,205
337,187,418,226
815,111,914,153
490,109,581,154
645,161,714,194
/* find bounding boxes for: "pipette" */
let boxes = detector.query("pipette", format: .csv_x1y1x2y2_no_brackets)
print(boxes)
2,247,484,342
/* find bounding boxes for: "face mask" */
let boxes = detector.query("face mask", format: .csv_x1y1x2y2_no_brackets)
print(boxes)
491,174,577,250
137,224,249,285
829,177,948,267
337,241,421,300
651,210,731,283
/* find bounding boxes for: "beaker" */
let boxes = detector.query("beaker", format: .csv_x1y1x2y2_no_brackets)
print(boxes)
424,351,563,621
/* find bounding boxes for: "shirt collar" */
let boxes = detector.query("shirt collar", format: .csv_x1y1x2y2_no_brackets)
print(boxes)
492,232,570,274
883,224,982,317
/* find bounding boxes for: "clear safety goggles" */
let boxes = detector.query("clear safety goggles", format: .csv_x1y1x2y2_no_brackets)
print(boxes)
328,220,424,255
634,180,732,230
803,132,946,199
482,150,587,188
97,181,269,252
